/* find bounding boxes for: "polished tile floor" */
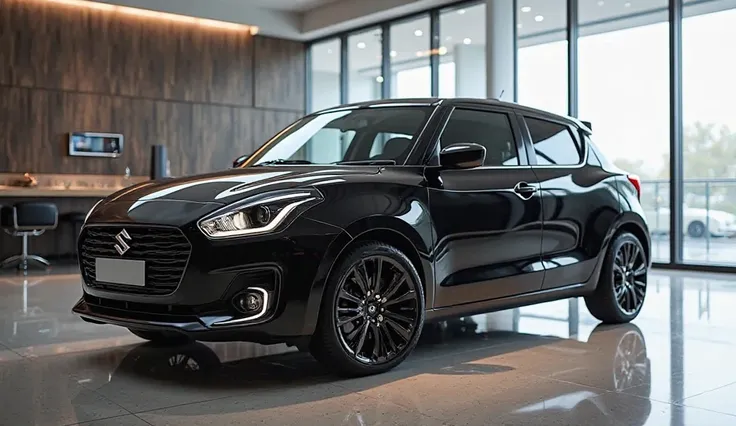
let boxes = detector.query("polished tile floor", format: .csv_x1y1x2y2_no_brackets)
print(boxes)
1,266,736,426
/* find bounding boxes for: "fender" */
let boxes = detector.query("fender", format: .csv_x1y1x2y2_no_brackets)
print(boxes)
584,210,652,293
612,211,652,265
300,215,435,337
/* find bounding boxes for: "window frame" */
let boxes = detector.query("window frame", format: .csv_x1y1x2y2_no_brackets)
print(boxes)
423,104,531,169
519,112,588,169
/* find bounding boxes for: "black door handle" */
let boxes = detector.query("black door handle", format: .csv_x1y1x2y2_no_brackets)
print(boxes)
513,182,538,200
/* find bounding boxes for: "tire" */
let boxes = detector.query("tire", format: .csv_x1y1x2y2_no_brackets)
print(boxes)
585,232,648,324
128,328,191,345
310,241,425,377
687,221,706,238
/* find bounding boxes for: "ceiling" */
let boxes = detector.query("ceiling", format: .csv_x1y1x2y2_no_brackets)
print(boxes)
89,0,736,41
228,0,344,12
311,0,736,74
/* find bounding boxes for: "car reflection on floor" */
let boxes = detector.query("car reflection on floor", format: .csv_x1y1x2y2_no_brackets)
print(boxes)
70,319,650,426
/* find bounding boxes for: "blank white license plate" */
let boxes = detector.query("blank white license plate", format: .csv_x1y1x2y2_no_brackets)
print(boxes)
95,257,146,287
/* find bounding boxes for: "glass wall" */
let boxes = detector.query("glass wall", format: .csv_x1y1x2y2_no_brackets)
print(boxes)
309,38,341,113
306,0,736,270
682,4,736,265
578,0,671,262
439,3,486,98
517,0,568,115
348,28,383,103
390,15,431,97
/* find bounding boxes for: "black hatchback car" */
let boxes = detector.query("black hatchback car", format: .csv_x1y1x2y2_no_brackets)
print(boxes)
73,98,651,376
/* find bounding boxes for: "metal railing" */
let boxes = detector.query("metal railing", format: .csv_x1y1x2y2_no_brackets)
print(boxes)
642,177,736,258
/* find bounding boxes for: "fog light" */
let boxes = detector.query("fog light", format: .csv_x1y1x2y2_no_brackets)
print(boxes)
233,288,266,315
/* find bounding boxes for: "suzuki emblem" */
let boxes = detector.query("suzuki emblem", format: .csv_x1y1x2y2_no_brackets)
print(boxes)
114,229,132,255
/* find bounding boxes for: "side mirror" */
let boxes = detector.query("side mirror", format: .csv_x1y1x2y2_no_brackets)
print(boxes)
439,143,486,169
232,154,249,168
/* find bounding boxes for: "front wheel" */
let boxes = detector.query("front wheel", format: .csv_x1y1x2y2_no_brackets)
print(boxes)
585,232,648,324
310,242,425,377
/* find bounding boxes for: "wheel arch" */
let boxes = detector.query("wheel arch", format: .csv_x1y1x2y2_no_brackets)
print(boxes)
614,216,651,266
300,216,434,337
584,212,651,294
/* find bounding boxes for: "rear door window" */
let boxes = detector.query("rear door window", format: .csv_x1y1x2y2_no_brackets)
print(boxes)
525,117,582,166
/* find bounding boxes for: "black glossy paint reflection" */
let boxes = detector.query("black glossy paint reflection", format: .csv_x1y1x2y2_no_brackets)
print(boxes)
76,98,650,347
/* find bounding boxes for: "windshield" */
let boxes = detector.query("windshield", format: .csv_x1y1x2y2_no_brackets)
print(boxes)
243,106,434,166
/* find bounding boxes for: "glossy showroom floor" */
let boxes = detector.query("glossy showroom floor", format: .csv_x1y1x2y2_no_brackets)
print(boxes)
2,267,736,426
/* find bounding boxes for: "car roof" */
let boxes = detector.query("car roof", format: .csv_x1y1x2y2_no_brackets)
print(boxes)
311,97,591,134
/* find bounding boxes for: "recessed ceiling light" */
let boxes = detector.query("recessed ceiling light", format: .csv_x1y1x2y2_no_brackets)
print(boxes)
438,46,448,55
517,23,523,29
463,38,471,45
534,15,544,22
376,76,384,83
390,50,397,57
521,6,531,12
597,0,605,5
445,36,452,41
414,29,423,37
357,42,366,49
327,48,332,54
624,2,631,6
457,9,465,14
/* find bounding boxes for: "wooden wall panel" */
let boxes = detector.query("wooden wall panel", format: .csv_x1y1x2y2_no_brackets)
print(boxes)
0,87,303,177
0,0,306,176
255,36,307,110
0,0,256,106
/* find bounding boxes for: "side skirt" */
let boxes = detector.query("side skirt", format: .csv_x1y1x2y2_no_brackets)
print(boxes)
425,282,593,323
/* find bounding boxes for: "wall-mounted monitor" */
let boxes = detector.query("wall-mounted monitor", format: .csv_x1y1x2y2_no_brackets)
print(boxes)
68,132,124,158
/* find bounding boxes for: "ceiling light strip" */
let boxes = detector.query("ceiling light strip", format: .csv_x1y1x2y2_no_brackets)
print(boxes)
43,0,259,34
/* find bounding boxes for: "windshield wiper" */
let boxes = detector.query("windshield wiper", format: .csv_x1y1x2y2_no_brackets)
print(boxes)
253,159,313,166
333,160,397,165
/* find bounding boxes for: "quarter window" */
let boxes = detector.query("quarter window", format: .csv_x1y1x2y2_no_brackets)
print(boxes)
525,117,582,166
440,109,520,167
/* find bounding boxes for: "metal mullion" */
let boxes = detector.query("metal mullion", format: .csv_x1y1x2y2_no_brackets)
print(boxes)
381,23,391,99
430,9,440,97
669,0,684,264
566,0,579,118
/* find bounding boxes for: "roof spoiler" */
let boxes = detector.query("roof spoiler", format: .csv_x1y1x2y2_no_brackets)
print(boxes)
581,120,592,132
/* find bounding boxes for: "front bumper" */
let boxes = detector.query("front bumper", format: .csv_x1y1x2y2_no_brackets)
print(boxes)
73,216,343,343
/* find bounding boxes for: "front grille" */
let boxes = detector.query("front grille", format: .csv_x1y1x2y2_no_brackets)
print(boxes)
79,226,192,295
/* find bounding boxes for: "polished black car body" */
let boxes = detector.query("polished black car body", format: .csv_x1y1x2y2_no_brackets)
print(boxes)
73,98,651,376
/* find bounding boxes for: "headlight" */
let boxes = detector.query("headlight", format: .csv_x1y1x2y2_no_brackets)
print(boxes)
197,188,323,239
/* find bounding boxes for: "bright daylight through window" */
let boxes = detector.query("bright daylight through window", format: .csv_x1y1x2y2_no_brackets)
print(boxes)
307,0,736,267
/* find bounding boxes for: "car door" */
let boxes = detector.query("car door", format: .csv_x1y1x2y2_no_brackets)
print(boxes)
427,105,545,308
521,114,620,289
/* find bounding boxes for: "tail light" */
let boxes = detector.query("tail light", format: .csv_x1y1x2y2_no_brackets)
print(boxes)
627,174,642,200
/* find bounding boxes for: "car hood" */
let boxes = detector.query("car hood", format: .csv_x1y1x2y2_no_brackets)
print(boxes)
105,166,381,205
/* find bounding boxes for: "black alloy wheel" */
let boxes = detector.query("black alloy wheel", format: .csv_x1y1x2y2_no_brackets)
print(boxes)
310,242,425,376
335,255,421,365
612,240,647,315
585,232,648,324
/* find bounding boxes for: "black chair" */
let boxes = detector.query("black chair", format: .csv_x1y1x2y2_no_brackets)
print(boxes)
1,202,58,271
59,211,87,258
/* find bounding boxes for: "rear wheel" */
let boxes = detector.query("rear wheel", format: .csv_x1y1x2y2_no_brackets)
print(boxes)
128,329,191,345
310,242,425,377
585,232,647,324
